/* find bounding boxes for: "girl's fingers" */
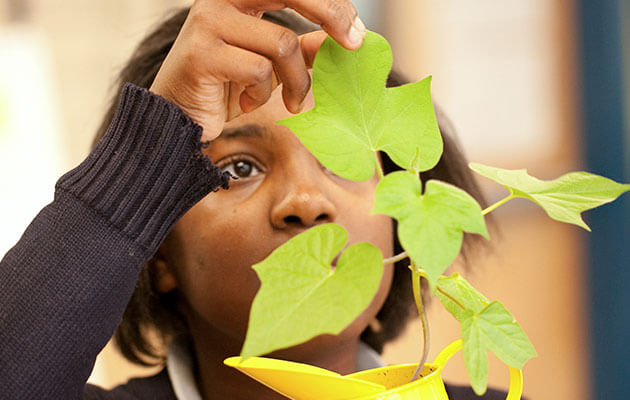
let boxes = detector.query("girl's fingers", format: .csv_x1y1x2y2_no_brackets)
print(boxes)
222,30,327,117
232,0,366,50
156,0,367,133
298,30,329,68
208,42,276,114
218,9,310,113
219,29,334,115
289,0,365,49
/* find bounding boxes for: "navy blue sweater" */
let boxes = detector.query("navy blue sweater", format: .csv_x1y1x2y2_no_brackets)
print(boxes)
0,83,229,399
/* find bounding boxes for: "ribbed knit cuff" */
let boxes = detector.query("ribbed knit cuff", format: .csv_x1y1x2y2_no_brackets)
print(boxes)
56,83,231,256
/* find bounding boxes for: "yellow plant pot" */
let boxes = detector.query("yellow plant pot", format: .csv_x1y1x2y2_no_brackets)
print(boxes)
225,340,523,400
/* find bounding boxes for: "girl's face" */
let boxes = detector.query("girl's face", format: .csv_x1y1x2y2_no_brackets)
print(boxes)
157,86,394,361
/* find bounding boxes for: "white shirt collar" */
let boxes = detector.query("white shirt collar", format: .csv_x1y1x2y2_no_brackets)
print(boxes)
166,337,385,400
166,336,202,400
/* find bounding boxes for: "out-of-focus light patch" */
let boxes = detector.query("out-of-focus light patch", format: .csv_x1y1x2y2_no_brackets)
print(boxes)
351,0,384,32
0,25,66,257
0,91,7,139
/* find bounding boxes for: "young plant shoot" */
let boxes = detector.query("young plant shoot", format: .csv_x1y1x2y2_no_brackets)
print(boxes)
240,31,630,395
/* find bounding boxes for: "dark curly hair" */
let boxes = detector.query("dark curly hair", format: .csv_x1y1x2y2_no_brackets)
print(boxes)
92,7,489,366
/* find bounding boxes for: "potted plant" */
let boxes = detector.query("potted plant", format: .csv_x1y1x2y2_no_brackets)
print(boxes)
223,31,630,399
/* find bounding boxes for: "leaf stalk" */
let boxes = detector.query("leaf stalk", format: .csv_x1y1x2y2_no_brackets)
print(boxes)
411,266,430,381
383,251,408,265
374,152,385,180
481,194,515,216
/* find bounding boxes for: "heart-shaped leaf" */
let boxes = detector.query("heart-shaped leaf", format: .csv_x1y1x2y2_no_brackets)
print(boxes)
373,171,488,285
462,301,537,395
278,31,442,181
241,224,383,358
470,162,630,230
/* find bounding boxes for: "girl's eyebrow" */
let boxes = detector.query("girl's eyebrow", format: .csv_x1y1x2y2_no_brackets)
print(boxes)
220,124,267,140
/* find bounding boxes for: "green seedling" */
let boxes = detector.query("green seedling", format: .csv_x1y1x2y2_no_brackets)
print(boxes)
241,31,630,395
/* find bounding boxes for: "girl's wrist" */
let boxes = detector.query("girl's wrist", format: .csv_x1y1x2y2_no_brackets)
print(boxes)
57,83,230,253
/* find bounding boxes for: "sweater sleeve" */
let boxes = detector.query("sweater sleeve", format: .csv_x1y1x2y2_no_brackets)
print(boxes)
0,83,230,400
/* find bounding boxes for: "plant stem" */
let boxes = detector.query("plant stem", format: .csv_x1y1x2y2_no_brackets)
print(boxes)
481,194,515,216
383,251,408,265
374,153,385,180
411,266,430,381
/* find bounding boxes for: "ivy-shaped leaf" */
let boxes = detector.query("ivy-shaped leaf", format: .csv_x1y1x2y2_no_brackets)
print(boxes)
470,162,630,231
373,171,488,285
462,301,537,395
436,274,536,395
278,31,443,181
241,224,383,358
435,273,489,322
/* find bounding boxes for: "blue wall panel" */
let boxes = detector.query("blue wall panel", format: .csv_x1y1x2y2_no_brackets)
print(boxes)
578,0,630,398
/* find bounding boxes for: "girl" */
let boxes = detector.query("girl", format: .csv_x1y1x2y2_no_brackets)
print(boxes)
0,1,502,398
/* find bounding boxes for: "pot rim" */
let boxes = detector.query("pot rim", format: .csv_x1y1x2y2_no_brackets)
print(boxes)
346,361,443,400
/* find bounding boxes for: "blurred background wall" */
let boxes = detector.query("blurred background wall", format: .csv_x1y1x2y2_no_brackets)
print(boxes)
0,1,627,399
380,2,587,400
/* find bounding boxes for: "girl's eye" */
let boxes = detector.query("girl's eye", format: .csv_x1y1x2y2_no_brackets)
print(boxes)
220,158,261,178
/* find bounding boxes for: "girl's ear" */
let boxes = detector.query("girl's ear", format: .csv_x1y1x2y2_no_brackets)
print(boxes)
152,246,178,294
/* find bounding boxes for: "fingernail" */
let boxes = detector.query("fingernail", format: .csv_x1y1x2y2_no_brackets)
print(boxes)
353,16,366,33
348,25,363,48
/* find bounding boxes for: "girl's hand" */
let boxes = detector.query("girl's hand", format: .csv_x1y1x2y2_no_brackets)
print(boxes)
149,0,366,142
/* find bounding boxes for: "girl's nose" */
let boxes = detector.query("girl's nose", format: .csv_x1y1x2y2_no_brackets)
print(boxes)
270,180,337,229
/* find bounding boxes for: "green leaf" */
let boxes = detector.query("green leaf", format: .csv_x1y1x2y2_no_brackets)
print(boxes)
435,273,489,322
373,171,488,285
278,31,442,181
241,224,383,358
470,162,630,231
437,275,537,395
371,170,422,218
461,309,488,396
461,301,537,396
